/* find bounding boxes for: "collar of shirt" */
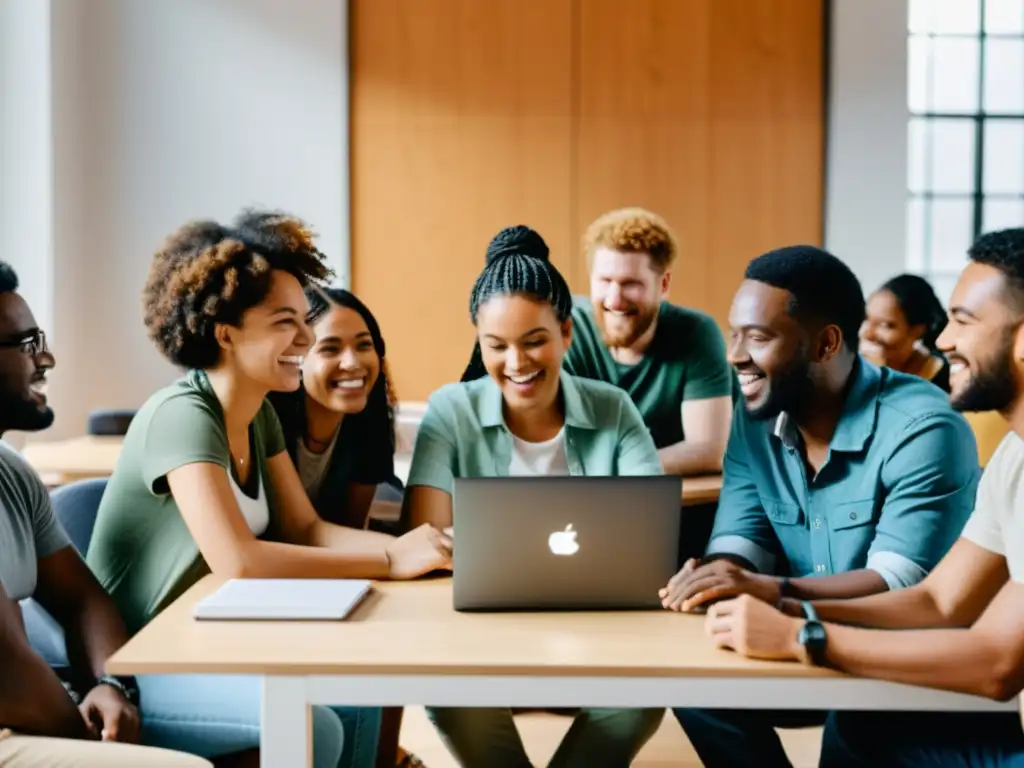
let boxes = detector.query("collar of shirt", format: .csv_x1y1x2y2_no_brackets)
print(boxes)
772,358,882,458
477,369,599,432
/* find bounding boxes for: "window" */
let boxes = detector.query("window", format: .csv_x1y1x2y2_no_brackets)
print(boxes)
907,0,1024,300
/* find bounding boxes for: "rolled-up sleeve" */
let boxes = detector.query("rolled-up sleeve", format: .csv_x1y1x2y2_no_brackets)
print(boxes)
405,394,458,495
705,409,778,574
614,395,664,476
871,412,981,589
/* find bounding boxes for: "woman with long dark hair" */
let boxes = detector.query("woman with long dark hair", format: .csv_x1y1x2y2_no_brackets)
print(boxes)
859,273,951,392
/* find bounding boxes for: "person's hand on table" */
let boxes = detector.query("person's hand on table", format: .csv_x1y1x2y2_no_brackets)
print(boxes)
705,594,804,661
386,523,453,579
659,557,782,612
79,683,140,743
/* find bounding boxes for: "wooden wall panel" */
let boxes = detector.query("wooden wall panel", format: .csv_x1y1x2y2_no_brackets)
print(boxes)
575,0,824,328
351,0,824,400
350,0,574,400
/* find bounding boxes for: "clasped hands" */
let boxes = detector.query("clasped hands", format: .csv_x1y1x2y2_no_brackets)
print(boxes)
659,558,804,661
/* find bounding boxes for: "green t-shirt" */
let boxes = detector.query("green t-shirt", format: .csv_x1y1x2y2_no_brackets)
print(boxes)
86,370,286,634
564,297,733,450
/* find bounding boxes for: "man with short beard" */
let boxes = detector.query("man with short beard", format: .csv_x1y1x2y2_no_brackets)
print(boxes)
564,208,734,477
697,228,1024,767
660,245,979,768
0,261,210,768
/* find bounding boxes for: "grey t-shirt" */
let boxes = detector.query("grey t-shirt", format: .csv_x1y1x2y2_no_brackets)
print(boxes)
0,441,70,601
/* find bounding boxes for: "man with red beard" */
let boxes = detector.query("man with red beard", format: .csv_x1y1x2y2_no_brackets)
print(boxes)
563,208,734,479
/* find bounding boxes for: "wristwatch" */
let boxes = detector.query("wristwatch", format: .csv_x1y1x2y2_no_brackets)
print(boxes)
797,601,828,666
96,675,140,708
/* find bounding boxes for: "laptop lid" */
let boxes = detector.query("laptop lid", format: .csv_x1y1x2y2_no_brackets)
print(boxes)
452,475,681,611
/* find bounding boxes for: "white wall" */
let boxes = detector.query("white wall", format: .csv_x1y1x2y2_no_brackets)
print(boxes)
824,0,910,298
2,0,348,440
3,0,910,441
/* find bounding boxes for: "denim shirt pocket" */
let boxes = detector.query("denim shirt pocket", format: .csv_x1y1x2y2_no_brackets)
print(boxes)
830,499,876,531
762,498,803,526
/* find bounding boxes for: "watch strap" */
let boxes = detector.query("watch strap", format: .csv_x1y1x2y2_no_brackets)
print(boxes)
96,675,140,707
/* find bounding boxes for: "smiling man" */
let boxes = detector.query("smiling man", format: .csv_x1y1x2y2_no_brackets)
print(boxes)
662,245,979,768
560,208,734,477
0,261,210,768
703,229,1024,767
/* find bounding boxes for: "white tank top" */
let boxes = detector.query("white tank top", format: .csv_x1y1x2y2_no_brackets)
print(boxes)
228,469,269,536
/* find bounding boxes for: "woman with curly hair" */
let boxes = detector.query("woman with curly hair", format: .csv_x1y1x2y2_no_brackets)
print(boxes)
85,210,452,768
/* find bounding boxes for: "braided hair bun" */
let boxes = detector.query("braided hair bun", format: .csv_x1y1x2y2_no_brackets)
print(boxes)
485,225,550,266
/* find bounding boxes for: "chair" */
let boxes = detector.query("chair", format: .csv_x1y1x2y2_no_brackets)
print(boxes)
963,411,1009,467
86,409,136,437
21,477,109,669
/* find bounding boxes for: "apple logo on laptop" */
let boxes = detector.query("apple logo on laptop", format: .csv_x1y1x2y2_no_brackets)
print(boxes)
548,524,579,556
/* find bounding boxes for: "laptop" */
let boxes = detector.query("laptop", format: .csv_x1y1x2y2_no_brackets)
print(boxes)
452,475,681,611
193,578,372,621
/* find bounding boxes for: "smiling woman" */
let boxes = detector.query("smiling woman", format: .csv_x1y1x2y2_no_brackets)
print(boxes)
82,209,453,768
269,286,397,529
403,225,665,767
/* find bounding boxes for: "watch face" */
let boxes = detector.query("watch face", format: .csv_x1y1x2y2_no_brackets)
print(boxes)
799,621,828,664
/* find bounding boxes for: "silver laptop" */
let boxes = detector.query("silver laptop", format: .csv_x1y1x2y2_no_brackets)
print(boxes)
452,476,681,611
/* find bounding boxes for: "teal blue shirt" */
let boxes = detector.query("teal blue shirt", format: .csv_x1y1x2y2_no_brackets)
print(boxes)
406,372,663,491
708,360,980,588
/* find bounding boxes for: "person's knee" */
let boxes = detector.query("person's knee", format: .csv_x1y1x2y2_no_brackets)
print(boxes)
311,705,346,768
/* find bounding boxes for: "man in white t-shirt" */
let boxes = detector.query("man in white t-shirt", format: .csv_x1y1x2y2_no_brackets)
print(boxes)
692,228,1024,767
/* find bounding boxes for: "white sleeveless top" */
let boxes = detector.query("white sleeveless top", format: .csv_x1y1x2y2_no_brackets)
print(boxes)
228,469,269,536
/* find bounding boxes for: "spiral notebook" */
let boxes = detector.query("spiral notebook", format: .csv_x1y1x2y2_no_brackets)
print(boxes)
193,578,372,621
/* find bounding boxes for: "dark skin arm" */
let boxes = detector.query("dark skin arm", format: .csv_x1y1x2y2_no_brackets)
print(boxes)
34,546,131,688
660,555,888,612
0,582,94,739
33,546,140,743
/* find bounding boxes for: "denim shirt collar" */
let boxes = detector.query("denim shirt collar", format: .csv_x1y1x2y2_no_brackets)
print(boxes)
773,358,882,454
478,370,598,431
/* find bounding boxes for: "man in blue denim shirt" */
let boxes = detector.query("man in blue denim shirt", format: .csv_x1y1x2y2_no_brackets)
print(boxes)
661,246,979,768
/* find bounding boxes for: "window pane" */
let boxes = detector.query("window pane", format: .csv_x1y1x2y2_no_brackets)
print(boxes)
984,0,1024,34
906,197,927,272
930,119,977,192
908,119,929,192
983,120,1024,194
909,0,981,33
931,38,981,113
983,197,1024,230
928,274,960,307
929,197,975,271
983,39,1024,113
908,36,930,113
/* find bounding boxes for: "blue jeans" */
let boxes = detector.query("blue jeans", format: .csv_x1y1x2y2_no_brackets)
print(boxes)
821,711,1024,767
137,674,381,768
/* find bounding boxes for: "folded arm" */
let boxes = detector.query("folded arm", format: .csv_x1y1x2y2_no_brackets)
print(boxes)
658,396,732,476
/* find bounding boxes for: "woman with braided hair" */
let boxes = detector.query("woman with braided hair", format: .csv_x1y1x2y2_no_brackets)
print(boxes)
86,209,452,768
402,225,665,767
859,273,951,392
